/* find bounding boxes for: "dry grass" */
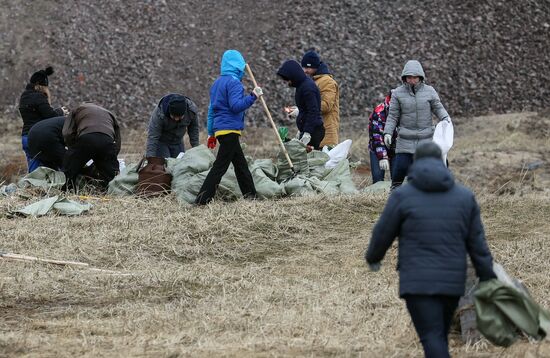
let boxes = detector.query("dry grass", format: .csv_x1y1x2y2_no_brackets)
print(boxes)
1,112,550,357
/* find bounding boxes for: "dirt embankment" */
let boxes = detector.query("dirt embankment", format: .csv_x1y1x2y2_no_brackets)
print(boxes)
1,0,549,128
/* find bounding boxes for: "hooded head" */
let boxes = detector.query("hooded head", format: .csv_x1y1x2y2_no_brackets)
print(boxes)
168,98,188,117
277,60,307,87
408,142,453,192
220,50,246,80
30,66,54,86
414,141,442,161
401,60,425,82
301,51,321,69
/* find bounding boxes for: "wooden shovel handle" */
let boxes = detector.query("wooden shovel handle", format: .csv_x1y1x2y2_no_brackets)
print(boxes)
245,64,295,171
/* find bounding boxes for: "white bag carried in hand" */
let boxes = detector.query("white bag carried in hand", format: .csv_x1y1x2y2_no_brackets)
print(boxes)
433,120,454,165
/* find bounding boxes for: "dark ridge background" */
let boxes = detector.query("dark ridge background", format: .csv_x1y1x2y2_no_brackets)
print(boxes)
1,0,549,130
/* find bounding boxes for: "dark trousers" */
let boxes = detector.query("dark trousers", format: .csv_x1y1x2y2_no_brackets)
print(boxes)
391,153,414,189
156,142,184,158
63,133,119,189
30,141,66,171
300,125,325,150
195,133,256,205
369,151,394,184
404,295,460,358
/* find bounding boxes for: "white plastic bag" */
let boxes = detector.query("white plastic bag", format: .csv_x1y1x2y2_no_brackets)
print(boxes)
433,120,454,165
325,139,352,169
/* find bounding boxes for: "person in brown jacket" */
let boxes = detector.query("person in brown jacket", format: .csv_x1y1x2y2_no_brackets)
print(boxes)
301,50,340,148
62,103,121,189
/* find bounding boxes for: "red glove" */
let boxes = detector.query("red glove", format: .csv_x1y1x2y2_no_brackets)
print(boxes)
207,136,217,149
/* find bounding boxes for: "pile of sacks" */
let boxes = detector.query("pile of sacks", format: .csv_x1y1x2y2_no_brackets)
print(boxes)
108,139,358,204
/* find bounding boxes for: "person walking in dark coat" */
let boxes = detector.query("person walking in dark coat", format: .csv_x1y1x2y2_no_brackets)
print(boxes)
277,60,325,150
195,50,263,205
18,66,68,172
27,116,66,171
365,142,496,358
145,94,200,158
62,103,121,190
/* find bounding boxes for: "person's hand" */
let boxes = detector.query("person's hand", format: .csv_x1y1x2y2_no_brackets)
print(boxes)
379,159,390,171
61,106,70,116
207,136,217,149
384,134,392,147
285,106,299,118
300,132,311,145
443,116,452,123
252,86,263,98
368,262,381,272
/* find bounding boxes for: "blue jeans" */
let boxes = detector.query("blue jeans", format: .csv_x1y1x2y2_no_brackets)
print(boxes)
21,135,42,172
391,153,414,189
155,142,184,158
404,295,460,358
369,151,393,183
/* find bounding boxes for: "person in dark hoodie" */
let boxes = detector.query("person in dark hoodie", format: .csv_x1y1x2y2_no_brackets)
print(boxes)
277,60,325,150
27,116,66,171
365,142,496,358
62,103,121,190
301,50,340,148
195,50,263,205
18,66,69,172
145,94,200,158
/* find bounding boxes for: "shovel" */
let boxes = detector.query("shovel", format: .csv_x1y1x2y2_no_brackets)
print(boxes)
245,63,296,175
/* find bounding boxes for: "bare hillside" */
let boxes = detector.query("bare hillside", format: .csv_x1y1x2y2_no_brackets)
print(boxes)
1,0,549,127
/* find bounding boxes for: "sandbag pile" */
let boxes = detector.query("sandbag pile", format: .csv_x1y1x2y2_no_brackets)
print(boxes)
108,139,358,204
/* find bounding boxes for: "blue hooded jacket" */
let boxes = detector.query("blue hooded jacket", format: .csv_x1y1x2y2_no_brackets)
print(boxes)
366,158,496,297
207,50,257,136
277,60,323,134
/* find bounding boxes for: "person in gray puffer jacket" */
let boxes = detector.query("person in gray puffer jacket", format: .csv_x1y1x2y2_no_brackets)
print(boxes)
383,60,450,189
146,94,200,158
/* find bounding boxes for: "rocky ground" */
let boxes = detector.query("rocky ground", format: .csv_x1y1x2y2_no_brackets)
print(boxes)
1,0,549,129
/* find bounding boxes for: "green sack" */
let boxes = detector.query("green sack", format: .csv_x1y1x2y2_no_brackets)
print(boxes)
107,163,139,196
474,278,550,347
277,139,310,182
321,159,358,194
18,167,66,190
307,150,330,178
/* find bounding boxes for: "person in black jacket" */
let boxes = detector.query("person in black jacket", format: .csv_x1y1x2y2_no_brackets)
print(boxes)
27,116,66,171
18,66,68,172
277,60,325,150
365,142,496,358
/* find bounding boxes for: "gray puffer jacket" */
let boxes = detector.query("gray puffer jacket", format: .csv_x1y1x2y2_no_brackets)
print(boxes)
384,60,450,154
146,95,199,157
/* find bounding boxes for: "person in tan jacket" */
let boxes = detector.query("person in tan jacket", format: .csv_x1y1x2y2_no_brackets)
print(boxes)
301,50,340,148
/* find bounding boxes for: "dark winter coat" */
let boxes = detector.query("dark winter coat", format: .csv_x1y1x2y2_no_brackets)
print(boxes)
19,84,64,135
146,94,199,156
365,157,496,297
277,60,323,134
27,116,66,170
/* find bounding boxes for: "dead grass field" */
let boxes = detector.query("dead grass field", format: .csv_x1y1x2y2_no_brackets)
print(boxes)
1,112,550,357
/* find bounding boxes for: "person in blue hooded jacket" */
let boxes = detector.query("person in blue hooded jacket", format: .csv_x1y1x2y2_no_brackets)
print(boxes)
195,50,263,205
277,60,325,150
365,142,496,358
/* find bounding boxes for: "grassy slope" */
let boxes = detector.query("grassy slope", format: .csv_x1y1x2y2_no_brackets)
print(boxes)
1,112,550,357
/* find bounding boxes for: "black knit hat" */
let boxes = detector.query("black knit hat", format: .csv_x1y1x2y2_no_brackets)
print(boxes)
301,51,321,69
29,66,54,86
414,142,443,161
168,98,188,117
